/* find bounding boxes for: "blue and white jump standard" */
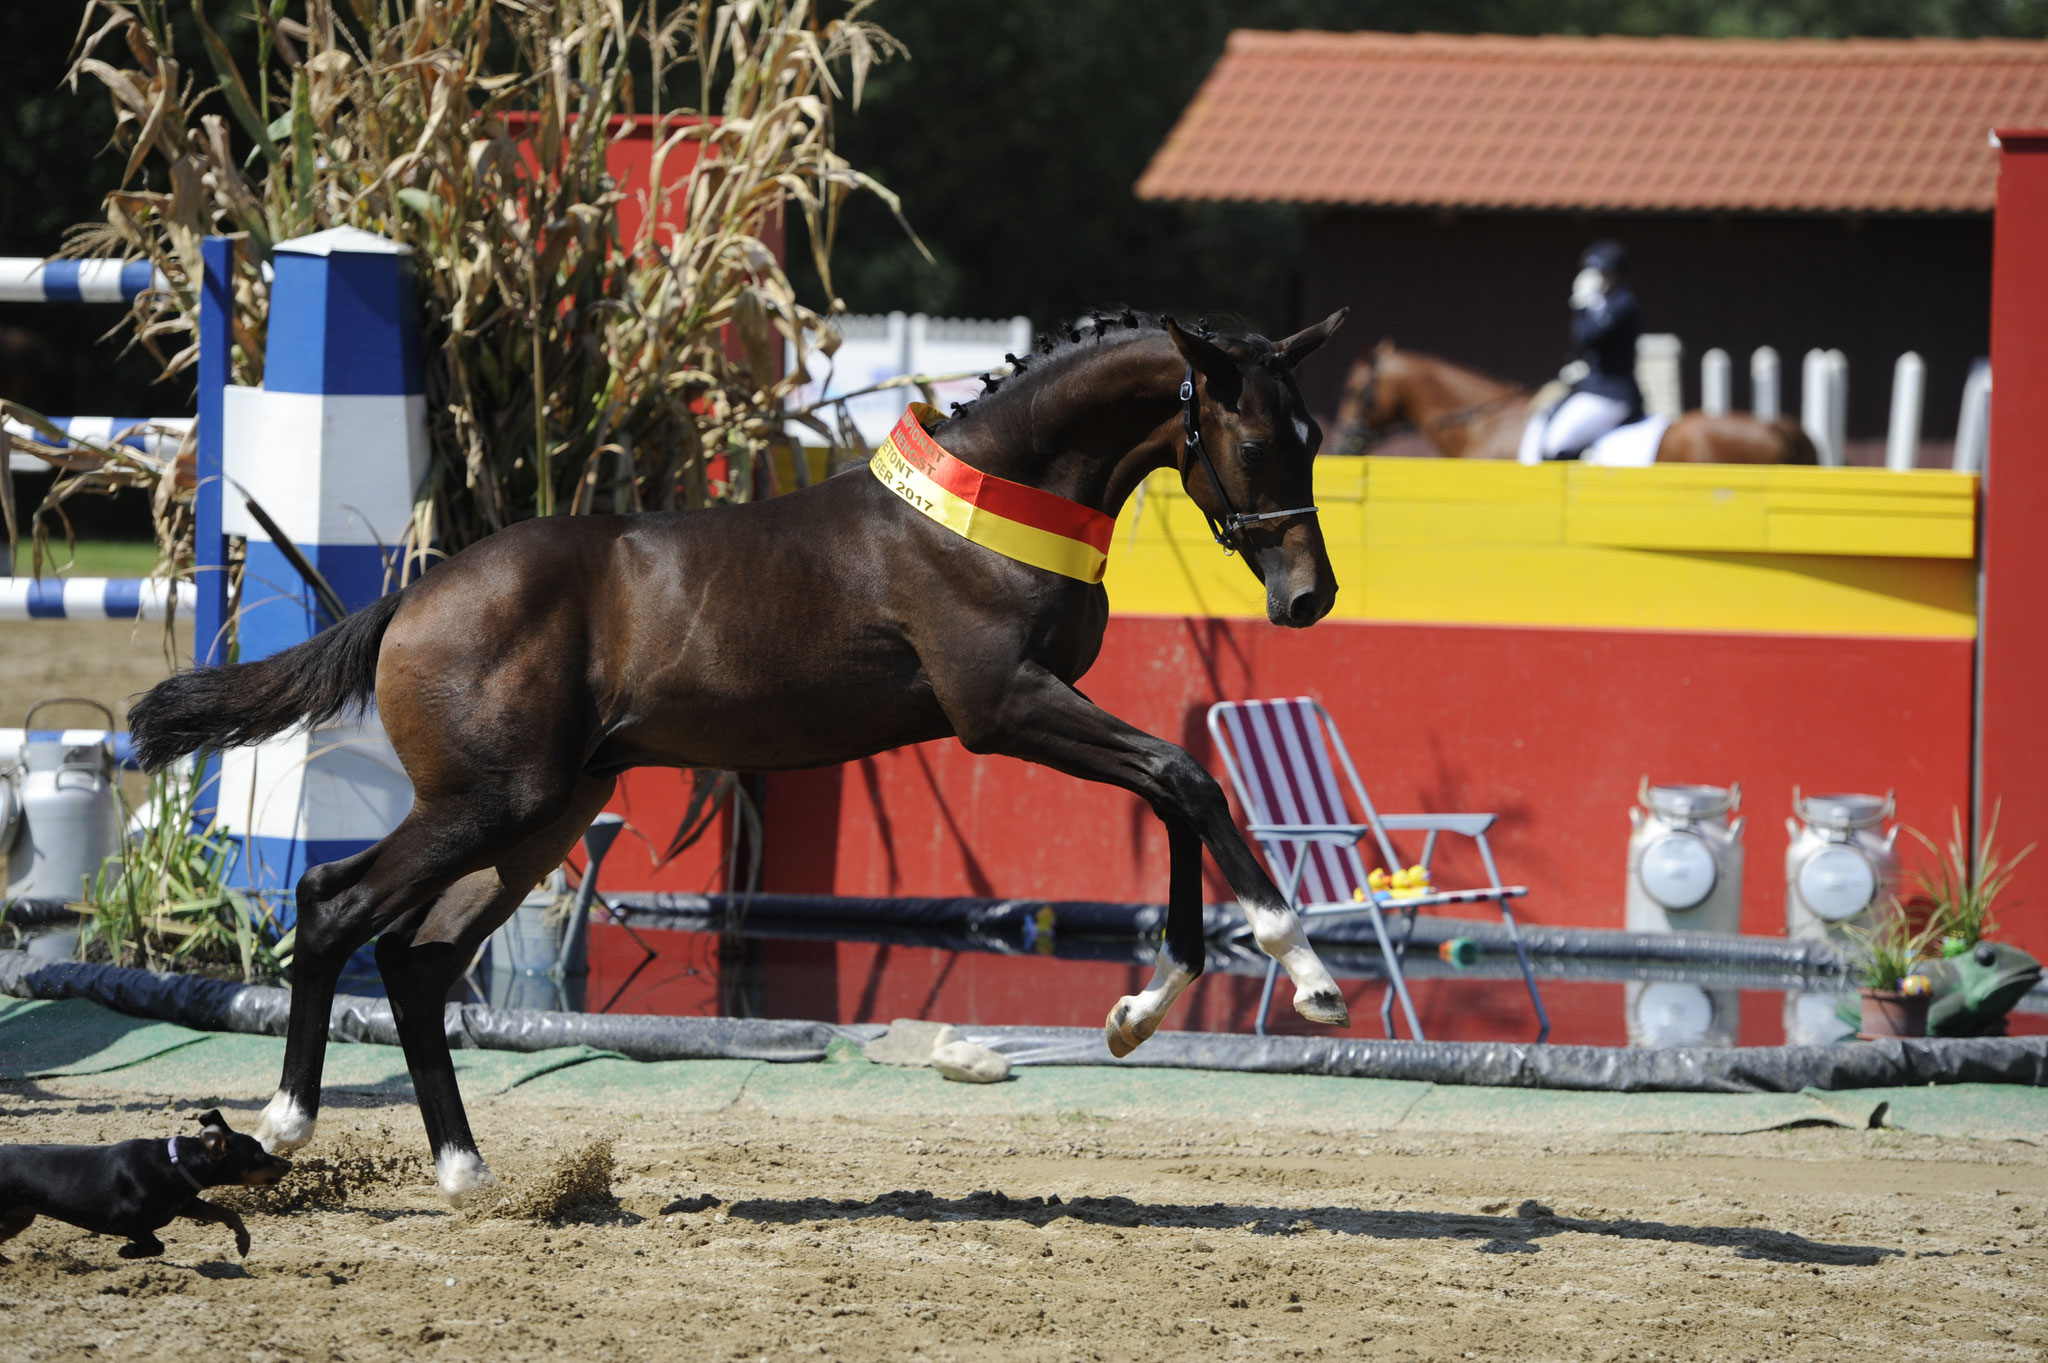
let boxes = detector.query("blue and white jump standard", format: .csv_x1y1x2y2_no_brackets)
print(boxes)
210,227,425,914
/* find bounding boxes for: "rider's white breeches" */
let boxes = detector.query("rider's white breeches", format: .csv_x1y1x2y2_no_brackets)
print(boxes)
1517,391,1632,464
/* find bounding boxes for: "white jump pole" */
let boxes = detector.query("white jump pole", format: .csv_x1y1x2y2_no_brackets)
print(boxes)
1826,350,1849,470
1955,359,1992,474
0,257,165,304
1801,348,1833,464
1885,352,1925,472
1701,348,1731,416
1751,346,1780,421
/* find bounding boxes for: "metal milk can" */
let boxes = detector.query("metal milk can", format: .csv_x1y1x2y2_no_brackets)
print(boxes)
1784,789,1896,940
1627,780,1744,935
4,700,123,902
1625,780,1744,1047
1782,788,1896,1045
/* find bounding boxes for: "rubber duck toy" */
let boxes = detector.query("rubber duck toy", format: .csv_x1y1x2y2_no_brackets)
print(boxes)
1390,864,1433,899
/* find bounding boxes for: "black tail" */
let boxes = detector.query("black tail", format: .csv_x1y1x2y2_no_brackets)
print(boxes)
129,591,407,772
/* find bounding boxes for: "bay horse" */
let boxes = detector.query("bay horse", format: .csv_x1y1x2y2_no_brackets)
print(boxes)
129,310,1354,1204
1335,340,1816,464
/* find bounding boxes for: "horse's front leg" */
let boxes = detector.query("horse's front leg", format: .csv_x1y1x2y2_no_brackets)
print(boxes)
952,666,1347,1047
1103,813,1206,1057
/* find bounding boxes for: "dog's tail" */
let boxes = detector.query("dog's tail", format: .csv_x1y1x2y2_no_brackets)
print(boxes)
1773,417,1819,466
129,590,406,772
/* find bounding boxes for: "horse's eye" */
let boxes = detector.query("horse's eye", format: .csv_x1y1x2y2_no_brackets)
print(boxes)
1241,441,1267,463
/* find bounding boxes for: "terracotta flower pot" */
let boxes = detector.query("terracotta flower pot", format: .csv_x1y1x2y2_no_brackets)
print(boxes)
1858,988,1930,1040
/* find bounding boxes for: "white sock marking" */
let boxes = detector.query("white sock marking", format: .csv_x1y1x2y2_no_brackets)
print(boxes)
1118,953,1200,1041
435,1148,497,1208
253,1093,316,1154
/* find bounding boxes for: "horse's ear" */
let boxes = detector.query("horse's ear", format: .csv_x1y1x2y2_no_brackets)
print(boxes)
1376,336,1395,356
1165,317,1238,394
1272,309,1349,370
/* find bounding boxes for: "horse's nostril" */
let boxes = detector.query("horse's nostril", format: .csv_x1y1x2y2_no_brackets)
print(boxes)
1287,591,1320,624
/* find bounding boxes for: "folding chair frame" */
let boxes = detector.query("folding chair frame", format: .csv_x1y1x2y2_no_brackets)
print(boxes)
1207,698,1551,1043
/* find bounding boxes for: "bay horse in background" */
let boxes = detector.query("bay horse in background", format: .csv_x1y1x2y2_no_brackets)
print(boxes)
1334,339,1816,464
129,308,1355,1205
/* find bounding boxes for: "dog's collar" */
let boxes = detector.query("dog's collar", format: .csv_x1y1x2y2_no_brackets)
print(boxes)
166,1136,205,1192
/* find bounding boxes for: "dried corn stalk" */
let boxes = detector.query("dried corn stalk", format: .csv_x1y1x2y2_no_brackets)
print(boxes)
66,0,913,573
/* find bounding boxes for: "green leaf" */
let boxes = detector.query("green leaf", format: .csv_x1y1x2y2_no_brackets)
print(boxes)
397,187,447,222
291,70,317,226
190,0,281,167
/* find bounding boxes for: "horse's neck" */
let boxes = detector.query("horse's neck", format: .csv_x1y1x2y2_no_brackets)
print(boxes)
940,340,1182,519
1389,354,1520,456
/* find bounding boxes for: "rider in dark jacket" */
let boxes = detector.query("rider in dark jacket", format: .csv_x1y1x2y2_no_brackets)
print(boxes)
1569,240,1643,416
1518,239,1645,462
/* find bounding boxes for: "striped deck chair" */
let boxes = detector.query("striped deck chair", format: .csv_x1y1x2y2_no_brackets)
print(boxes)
1207,697,1549,1041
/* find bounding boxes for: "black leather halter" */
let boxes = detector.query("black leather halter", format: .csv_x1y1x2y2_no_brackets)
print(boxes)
1178,365,1318,556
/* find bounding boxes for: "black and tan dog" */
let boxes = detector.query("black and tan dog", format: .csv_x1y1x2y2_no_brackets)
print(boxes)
0,1109,291,1262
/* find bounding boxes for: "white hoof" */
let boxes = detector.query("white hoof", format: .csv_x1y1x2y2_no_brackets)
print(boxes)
253,1093,316,1154
436,1148,497,1208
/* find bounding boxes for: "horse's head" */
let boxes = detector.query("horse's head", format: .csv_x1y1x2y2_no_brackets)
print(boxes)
1167,310,1347,629
1332,338,1397,454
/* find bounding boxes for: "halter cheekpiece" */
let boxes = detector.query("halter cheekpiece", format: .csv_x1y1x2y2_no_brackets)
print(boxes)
1178,365,1318,555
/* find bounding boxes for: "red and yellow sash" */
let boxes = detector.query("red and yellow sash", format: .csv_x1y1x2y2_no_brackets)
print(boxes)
870,403,1114,583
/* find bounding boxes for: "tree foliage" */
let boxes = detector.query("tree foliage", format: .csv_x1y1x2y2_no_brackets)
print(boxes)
806,0,2048,333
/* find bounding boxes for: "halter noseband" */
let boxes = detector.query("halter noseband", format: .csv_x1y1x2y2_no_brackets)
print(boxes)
1178,365,1318,556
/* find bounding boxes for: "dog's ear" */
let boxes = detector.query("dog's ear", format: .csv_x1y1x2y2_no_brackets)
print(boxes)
199,1125,227,1155
196,1108,228,1131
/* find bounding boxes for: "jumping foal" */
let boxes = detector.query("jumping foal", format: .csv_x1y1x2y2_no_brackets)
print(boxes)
131,310,1352,1203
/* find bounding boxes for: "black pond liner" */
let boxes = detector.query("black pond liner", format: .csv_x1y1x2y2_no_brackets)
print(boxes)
5,948,2046,1093
606,892,1855,970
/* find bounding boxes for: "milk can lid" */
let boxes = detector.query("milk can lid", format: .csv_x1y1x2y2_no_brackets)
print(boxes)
1794,791,1891,831
1644,783,1735,822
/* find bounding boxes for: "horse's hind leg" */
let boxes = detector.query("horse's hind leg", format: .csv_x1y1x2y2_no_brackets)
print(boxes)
254,801,567,1155
377,775,616,1205
256,843,393,1152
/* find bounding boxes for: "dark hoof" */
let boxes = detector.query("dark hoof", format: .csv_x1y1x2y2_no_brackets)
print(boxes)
1294,990,1350,1028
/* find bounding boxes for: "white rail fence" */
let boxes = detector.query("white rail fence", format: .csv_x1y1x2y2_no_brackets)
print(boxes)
786,312,1032,448
1688,341,1985,471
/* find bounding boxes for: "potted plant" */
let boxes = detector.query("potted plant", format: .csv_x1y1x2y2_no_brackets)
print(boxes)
1903,805,2040,1036
1912,805,2032,958
1846,904,1942,1040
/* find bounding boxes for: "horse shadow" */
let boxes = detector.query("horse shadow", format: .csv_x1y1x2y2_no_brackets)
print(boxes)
723,1189,1895,1266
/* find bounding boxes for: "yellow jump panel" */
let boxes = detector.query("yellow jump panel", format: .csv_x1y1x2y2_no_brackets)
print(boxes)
1106,458,1977,638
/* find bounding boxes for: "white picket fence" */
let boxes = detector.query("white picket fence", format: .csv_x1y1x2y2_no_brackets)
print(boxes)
1685,339,1986,471
786,312,1032,447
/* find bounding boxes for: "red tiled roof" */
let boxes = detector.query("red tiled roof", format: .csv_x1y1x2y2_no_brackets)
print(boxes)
1136,32,2048,213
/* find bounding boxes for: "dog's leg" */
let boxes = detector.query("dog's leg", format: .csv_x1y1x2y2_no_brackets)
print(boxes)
178,1199,252,1257
0,1206,33,1264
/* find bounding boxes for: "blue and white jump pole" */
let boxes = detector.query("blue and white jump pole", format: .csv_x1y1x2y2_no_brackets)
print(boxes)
200,228,424,916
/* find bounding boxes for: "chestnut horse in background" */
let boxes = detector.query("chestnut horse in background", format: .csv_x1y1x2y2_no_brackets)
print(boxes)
1334,340,1816,464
